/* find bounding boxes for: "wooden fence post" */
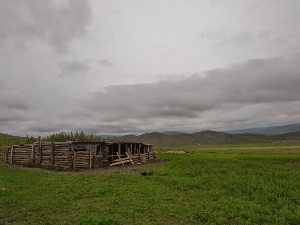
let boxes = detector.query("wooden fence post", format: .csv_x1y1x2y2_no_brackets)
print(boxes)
73,151,76,171
5,147,8,163
51,142,55,165
39,137,42,165
31,144,35,162
10,145,15,164
10,145,14,164
89,149,92,169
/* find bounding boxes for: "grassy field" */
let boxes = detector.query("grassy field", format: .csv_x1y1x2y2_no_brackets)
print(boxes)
0,143,299,225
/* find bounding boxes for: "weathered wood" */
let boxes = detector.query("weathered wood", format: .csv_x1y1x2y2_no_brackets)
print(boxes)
126,152,135,165
73,151,76,171
109,161,123,166
39,137,42,164
51,142,55,165
6,141,154,170
10,145,14,164
116,152,124,166
89,149,92,169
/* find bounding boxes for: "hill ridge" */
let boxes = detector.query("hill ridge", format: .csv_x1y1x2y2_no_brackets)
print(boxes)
119,130,300,146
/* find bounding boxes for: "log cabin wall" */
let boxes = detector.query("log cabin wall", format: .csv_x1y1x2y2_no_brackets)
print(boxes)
5,141,155,170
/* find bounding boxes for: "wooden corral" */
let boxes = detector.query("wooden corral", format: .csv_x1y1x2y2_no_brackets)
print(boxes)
5,141,155,170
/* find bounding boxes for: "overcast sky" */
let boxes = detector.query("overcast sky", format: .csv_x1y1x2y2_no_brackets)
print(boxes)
1,0,300,136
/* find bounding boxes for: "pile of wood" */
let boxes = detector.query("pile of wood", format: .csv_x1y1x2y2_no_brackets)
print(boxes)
110,152,135,166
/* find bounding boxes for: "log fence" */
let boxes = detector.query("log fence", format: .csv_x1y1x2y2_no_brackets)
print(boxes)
4,141,155,170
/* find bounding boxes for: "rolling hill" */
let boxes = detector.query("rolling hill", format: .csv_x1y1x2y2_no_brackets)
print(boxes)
0,133,25,146
119,130,275,146
119,130,300,146
226,123,300,135
2,129,300,147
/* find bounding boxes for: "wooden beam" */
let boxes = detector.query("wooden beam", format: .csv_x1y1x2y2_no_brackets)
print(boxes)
39,137,42,165
116,152,124,166
109,161,123,166
5,147,8,163
51,142,55,165
89,149,92,169
31,144,35,162
126,152,135,165
10,145,14,164
73,151,76,171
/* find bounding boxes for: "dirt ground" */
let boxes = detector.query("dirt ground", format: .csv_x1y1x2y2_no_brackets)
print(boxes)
0,159,163,175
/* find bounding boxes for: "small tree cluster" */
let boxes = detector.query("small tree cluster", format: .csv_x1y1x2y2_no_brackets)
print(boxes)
25,135,36,144
42,131,118,142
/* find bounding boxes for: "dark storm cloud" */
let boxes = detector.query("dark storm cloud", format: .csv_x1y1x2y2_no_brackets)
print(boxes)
69,53,300,132
0,0,91,52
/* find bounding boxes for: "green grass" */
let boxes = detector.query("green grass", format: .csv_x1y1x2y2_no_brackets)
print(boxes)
0,144,299,225
0,140,25,147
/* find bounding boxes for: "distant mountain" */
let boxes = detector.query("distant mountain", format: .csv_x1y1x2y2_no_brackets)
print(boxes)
2,129,300,147
119,130,274,146
226,123,300,135
161,131,185,135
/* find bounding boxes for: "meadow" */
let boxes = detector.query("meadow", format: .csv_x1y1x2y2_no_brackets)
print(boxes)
0,142,299,225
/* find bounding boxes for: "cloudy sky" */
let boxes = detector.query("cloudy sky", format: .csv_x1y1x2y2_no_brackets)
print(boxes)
1,0,300,136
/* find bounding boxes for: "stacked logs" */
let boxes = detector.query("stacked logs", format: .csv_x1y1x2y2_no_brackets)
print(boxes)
6,145,32,164
149,152,155,160
131,154,142,164
102,145,109,167
5,142,73,170
0,146,8,162
73,149,95,169
40,142,72,169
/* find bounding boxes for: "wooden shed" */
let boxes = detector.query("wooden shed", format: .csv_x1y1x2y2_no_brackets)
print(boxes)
5,141,155,170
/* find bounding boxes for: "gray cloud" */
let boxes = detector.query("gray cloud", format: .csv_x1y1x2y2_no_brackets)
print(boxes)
56,53,300,133
2,53,300,135
0,89,33,122
1,0,300,136
230,32,254,46
0,0,91,53
59,60,90,76
98,59,113,67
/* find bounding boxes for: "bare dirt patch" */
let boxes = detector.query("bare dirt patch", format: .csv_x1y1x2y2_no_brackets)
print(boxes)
1,159,164,175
